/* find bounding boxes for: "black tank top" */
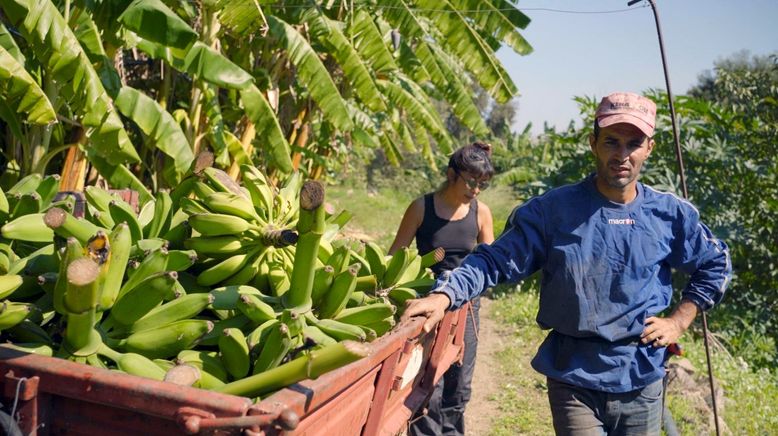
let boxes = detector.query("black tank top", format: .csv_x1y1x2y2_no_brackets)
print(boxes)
415,193,479,276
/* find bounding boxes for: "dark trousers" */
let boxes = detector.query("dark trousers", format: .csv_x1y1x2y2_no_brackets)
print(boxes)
410,297,480,436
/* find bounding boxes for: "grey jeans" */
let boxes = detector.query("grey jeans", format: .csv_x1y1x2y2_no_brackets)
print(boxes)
547,377,664,436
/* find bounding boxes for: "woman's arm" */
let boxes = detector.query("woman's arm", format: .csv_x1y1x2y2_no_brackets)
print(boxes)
477,200,494,244
388,197,424,255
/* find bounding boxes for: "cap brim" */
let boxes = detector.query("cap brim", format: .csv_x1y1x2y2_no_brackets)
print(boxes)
597,114,654,137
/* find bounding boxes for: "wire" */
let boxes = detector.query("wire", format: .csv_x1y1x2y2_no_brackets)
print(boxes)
203,1,649,15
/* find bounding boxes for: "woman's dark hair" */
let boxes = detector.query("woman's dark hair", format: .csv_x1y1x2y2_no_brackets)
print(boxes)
447,141,495,179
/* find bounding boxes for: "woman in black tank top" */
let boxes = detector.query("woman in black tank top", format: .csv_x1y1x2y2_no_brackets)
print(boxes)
389,142,495,436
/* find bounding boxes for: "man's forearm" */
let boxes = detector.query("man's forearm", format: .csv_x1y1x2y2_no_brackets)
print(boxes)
668,298,700,333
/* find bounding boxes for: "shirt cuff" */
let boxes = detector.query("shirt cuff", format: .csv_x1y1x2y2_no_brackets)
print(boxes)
682,291,713,312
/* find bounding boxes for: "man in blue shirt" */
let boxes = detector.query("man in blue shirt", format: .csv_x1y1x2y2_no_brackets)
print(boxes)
403,92,731,435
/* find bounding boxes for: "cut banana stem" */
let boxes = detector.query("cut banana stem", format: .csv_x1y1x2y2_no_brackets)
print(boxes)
64,258,101,314
283,181,326,310
43,207,100,245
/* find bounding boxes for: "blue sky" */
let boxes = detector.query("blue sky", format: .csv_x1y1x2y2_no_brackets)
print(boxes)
496,0,778,134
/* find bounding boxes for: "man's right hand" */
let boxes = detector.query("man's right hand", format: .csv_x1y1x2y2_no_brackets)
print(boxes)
401,293,451,333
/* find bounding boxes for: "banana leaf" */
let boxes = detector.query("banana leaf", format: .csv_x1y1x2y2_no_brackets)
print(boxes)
240,85,293,173
304,10,387,113
1,0,140,165
416,42,489,136
0,45,57,125
414,0,517,104
215,0,275,34
114,86,194,184
455,0,533,55
72,8,121,97
0,22,24,63
183,42,254,90
118,0,198,50
377,79,452,153
267,15,353,132
200,84,230,167
347,9,398,75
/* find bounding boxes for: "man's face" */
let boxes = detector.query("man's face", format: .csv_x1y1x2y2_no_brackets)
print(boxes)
589,122,654,191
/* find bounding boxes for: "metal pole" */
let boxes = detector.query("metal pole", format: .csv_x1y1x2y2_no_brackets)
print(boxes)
628,1,721,434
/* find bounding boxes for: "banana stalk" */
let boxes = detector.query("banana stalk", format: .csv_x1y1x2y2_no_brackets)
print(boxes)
282,181,325,310
217,341,369,397
44,207,101,245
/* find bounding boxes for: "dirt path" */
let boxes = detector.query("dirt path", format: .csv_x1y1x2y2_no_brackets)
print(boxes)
464,297,502,434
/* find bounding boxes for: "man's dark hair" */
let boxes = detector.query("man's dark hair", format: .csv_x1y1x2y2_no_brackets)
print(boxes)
593,119,601,140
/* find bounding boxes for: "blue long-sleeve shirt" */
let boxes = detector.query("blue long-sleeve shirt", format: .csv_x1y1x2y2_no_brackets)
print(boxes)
433,174,731,392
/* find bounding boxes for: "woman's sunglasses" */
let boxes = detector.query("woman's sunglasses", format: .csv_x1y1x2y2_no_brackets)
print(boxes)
457,173,490,190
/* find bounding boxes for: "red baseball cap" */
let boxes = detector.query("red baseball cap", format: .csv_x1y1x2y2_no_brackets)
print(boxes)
595,92,657,137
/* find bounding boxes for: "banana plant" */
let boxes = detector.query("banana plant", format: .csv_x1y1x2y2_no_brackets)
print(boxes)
0,0,533,191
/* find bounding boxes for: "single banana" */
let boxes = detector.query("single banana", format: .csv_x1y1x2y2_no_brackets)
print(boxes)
99,223,132,310
361,317,396,336
310,265,335,306
110,271,178,327
118,248,169,300
188,213,255,236
203,167,245,197
98,344,166,381
108,200,143,243
219,327,250,379
201,192,259,222
197,252,253,287
116,319,214,359
184,235,249,256
166,250,198,272
0,301,34,331
333,302,397,326
387,287,418,307
302,325,337,346
144,190,173,239
129,292,214,333
0,274,23,300
7,174,42,196
313,318,367,342
363,241,387,282
1,213,54,242
236,293,277,324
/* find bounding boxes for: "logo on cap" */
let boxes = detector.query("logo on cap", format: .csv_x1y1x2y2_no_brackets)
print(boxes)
596,92,657,137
